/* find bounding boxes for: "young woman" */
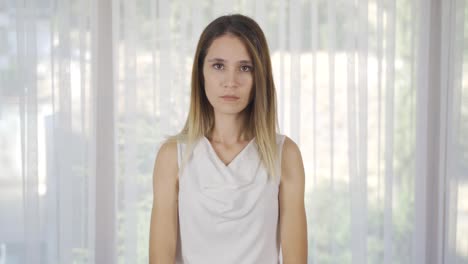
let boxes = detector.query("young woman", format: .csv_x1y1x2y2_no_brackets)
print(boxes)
149,14,307,263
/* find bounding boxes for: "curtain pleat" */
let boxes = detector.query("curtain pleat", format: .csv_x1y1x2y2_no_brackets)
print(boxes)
442,0,466,263
376,0,384,252
357,0,368,260
56,0,74,261
18,0,40,262
327,0,337,260
150,0,158,117
278,0,285,131
158,0,171,136
121,0,138,262
77,0,90,260
309,1,319,263
384,0,396,263
440,0,454,263
94,0,116,262
88,0,98,262
413,0,431,262
289,0,301,143
346,0,370,261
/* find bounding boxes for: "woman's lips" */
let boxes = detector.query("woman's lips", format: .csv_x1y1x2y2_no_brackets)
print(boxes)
220,95,239,101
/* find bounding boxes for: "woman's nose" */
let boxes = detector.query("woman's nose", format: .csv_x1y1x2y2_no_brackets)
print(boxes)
223,70,238,88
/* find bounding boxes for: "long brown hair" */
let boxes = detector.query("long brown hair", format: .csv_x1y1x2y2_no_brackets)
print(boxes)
171,14,279,180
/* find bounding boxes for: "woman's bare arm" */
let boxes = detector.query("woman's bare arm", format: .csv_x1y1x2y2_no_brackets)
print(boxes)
279,137,308,263
149,140,179,263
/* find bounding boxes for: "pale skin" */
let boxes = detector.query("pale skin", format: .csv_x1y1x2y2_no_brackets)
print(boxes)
149,34,308,263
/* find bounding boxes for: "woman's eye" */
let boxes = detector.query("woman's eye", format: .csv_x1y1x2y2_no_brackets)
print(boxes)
240,65,252,72
213,63,224,70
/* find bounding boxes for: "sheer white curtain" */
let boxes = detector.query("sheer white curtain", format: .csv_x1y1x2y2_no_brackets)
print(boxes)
1,0,467,263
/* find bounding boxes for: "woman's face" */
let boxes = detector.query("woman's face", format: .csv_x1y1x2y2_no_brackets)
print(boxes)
203,34,254,116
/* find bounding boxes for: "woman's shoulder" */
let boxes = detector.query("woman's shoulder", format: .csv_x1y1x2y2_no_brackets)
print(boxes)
281,136,301,161
154,138,178,172
158,139,178,157
280,135,304,181
281,135,298,150
156,133,188,158
155,135,197,170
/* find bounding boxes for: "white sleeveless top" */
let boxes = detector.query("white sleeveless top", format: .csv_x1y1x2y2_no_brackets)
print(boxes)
175,134,286,264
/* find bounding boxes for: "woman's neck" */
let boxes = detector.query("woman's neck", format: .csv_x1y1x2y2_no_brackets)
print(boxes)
208,112,252,144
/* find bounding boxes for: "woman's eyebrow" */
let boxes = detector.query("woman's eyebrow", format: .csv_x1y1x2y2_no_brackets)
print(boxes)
238,60,252,64
207,58,252,64
207,58,225,62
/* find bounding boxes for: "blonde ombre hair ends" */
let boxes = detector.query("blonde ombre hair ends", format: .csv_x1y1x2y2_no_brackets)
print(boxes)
169,14,280,180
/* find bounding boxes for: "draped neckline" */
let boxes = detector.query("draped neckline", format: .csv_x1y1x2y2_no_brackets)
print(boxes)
202,136,256,168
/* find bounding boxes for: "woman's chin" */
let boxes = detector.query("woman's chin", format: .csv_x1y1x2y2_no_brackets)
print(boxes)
213,106,248,116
